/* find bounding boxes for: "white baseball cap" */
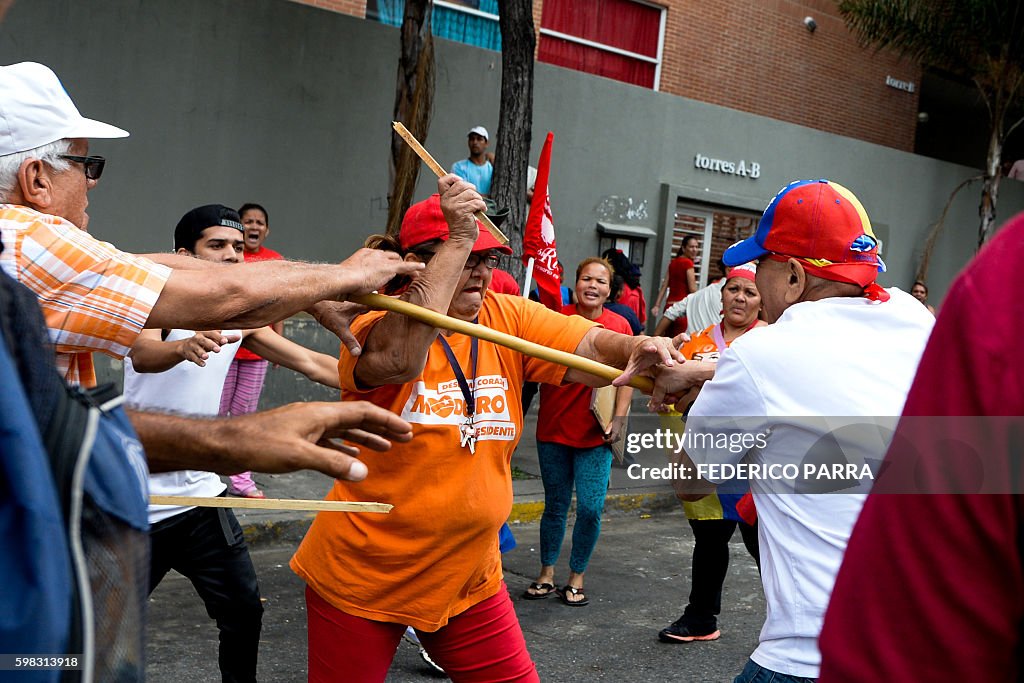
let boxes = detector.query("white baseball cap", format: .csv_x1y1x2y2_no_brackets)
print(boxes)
467,125,488,140
0,62,129,157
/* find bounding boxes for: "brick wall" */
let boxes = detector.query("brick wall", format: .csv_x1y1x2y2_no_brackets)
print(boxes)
286,0,920,151
287,0,366,18
651,0,920,151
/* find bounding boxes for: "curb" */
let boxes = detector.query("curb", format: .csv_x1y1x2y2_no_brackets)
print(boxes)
241,490,680,547
507,491,679,524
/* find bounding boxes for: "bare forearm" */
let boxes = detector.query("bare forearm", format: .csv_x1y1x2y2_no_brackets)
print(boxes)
145,247,418,333
127,337,187,373
300,353,342,388
140,253,212,270
132,410,249,474
614,386,633,416
148,261,359,331
356,239,473,386
654,278,669,309
242,330,342,389
577,328,636,368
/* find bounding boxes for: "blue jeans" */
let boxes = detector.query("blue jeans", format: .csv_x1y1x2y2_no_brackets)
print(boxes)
733,659,816,683
537,441,613,573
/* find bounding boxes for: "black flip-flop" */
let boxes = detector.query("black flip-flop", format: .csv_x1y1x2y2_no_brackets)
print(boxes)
558,585,589,607
522,582,557,600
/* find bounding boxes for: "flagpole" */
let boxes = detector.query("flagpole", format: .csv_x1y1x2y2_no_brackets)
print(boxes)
522,257,535,296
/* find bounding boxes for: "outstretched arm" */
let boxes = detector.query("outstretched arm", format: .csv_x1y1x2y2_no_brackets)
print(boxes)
146,248,424,332
242,327,341,389
565,327,684,387
134,401,413,481
354,175,486,387
652,275,669,317
128,328,241,372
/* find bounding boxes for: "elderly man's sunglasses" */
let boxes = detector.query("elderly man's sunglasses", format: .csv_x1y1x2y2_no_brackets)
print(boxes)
58,154,106,181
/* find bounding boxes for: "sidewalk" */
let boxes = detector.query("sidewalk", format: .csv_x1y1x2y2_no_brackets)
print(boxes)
233,393,679,546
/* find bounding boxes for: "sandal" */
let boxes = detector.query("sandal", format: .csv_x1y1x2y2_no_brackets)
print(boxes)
522,582,557,600
558,585,589,607
227,486,266,499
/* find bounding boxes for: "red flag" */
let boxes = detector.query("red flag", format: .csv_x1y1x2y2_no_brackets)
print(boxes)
522,132,562,311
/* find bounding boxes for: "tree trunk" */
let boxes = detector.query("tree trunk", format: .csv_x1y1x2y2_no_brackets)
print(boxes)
388,0,435,236
492,0,536,285
916,175,981,283
0,0,15,23
978,122,1003,248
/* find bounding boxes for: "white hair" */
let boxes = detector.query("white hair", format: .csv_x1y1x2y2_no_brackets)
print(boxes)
0,139,73,200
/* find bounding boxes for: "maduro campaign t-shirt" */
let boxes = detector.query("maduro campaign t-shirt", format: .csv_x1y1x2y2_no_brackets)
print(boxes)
291,292,596,631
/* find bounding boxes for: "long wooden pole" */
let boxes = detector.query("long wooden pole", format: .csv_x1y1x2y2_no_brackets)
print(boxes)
392,121,509,245
352,293,654,393
150,495,392,513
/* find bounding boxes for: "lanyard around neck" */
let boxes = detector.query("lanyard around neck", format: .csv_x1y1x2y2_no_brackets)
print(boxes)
435,332,479,418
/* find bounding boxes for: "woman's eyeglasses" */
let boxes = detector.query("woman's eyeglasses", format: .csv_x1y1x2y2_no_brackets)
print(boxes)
415,249,502,270
464,252,501,270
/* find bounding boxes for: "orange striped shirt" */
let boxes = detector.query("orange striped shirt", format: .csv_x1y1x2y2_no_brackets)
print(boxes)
0,205,171,387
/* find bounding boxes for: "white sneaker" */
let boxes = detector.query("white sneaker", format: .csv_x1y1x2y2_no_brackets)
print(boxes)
403,627,446,676
418,647,446,676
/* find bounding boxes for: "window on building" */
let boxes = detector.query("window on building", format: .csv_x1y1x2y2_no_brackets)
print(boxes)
538,0,665,90
368,0,501,52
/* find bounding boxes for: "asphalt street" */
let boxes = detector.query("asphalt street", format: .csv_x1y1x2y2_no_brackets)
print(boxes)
146,513,765,682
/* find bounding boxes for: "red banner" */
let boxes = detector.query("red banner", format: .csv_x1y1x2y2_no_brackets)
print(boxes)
522,132,562,311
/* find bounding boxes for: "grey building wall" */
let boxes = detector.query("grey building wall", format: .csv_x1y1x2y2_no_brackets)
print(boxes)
5,0,1023,401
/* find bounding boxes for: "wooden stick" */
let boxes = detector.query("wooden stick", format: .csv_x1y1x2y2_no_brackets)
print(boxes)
150,495,392,513
352,293,655,393
392,121,509,245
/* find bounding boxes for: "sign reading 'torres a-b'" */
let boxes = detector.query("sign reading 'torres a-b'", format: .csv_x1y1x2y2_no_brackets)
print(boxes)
694,153,761,179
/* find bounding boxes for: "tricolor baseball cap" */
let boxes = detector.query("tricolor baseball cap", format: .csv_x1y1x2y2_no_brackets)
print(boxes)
0,62,129,157
400,194,512,255
467,126,489,140
724,179,885,287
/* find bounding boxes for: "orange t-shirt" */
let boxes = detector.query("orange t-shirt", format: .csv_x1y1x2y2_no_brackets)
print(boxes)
290,293,596,631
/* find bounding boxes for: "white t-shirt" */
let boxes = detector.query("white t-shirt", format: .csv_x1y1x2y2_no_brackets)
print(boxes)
664,279,724,334
685,288,934,678
124,329,243,524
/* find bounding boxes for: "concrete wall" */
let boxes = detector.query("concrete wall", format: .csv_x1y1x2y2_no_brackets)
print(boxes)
5,0,1023,400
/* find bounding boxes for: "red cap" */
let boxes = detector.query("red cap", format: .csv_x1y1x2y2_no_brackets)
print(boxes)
724,179,885,287
400,194,512,255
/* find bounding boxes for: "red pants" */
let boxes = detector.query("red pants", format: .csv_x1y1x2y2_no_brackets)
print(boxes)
306,583,539,683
